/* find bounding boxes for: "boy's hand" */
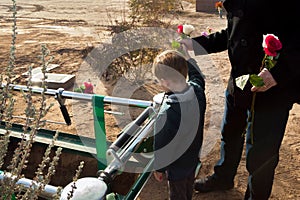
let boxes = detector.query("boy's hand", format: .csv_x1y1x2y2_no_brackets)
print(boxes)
153,171,164,182
179,38,193,51
180,43,191,59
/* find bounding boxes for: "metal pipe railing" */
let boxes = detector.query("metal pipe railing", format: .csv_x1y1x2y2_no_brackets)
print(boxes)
0,170,58,199
2,83,153,108
1,83,156,199
109,106,155,151
98,106,156,185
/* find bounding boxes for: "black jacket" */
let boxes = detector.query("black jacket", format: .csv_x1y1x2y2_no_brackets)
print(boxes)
193,0,300,106
153,58,206,181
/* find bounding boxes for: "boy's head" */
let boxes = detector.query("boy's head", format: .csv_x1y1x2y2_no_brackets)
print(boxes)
153,50,188,91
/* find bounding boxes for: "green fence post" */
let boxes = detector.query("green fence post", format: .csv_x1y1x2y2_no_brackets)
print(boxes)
92,95,107,170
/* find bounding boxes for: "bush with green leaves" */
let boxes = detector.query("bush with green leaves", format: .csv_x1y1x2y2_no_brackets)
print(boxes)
128,0,182,25
0,0,84,199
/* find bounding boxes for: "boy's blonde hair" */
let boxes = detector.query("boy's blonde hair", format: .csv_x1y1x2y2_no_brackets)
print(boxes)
153,50,188,83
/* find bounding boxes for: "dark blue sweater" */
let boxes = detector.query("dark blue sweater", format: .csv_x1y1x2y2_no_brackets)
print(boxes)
153,58,206,181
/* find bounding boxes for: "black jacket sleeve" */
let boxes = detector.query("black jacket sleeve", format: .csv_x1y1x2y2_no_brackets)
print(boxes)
187,58,205,91
192,29,228,55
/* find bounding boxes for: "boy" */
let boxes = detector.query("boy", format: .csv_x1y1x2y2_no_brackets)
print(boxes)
152,48,206,200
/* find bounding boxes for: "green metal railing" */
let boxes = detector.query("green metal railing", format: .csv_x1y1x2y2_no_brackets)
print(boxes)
0,84,155,199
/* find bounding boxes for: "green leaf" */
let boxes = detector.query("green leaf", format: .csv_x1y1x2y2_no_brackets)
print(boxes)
171,41,180,49
181,34,189,39
249,74,264,87
235,74,250,90
74,85,85,93
74,88,82,93
80,85,86,90
268,60,277,70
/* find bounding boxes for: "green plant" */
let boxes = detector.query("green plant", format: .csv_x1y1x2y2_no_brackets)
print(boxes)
105,0,182,35
0,0,17,171
0,43,61,200
128,0,182,26
102,1,183,88
104,48,160,84
66,161,85,200
0,0,84,199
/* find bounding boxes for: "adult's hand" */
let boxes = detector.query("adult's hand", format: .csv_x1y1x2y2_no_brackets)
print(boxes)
251,68,277,92
179,38,194,51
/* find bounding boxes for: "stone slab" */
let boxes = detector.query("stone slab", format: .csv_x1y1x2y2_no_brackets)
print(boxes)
22,64,60,76
30,73,75,89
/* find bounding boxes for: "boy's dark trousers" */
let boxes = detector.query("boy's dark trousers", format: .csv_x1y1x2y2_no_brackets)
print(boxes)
168,171,195,200
213,89,293,200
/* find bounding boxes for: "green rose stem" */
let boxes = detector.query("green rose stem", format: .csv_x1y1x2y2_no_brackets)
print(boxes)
236,34,282,145
249,92,256,144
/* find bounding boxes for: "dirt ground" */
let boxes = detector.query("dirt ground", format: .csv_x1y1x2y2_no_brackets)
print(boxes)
0,0,299,199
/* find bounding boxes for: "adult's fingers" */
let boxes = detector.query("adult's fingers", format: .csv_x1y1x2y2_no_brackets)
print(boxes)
251,68,277,92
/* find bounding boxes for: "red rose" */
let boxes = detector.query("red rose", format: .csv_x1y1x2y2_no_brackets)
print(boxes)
263,34,282,57
84,82,94,94
177,24,183,34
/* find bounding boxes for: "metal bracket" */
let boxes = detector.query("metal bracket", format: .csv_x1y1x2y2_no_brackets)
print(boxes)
55,88,71,125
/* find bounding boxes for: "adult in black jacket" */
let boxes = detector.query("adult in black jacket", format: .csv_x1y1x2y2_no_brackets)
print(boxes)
152,49,206,200
181,0,300,199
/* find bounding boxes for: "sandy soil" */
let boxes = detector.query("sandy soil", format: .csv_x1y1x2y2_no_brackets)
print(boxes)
0,1,299,199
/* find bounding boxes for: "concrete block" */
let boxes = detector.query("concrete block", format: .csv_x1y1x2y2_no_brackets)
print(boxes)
31,73,75,89
22,64,60,76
